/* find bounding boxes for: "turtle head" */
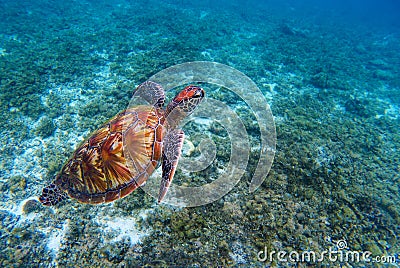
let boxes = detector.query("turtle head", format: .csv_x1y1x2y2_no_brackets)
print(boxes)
39,175,69,206
165,85,204,124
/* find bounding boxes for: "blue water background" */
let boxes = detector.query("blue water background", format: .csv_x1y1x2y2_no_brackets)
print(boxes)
175,0,400,28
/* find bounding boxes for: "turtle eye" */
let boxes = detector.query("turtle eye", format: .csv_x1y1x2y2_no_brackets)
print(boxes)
192,88,204,98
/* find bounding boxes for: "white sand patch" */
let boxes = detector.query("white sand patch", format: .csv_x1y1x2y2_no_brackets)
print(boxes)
229,240,248,264
0,47,7,56
47,220,69,256
96,210,152,246
200,49,214,60
383,104,399,119
182,139,195,156
193,117,213,126
199,11,209,20
263,83,277,93
261,83,277,102
92,50,109,60
334,103,346,113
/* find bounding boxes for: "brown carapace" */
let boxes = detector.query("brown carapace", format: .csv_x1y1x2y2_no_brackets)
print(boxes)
39,81,204,206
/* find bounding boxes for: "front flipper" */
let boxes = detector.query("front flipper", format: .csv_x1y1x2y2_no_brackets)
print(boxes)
135,81,165,108
158,129,184,203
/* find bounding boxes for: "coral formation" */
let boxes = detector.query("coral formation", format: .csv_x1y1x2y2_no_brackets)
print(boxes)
0,0,399,267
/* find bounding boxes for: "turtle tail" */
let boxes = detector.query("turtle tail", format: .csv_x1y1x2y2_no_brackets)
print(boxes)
39,183,68,206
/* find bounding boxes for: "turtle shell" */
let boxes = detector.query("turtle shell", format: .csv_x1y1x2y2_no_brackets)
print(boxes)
55,105,165,204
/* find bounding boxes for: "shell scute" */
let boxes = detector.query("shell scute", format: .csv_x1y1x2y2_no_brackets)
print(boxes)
53,105,164,204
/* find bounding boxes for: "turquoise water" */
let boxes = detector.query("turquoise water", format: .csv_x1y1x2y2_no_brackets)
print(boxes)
0,0,399,266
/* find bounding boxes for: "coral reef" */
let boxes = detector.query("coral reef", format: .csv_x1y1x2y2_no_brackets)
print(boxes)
0,0,399,267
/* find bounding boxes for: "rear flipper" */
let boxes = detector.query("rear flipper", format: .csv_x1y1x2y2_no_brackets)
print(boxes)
39,183,68,206
158,129,184,203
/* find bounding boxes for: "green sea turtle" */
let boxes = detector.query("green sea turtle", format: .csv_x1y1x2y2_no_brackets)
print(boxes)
39,81,205,206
